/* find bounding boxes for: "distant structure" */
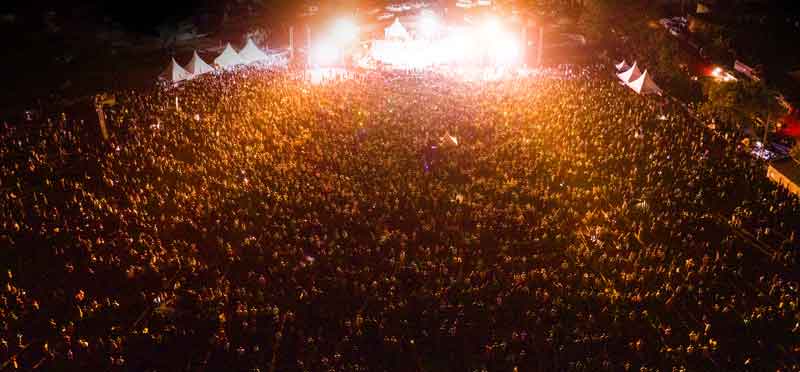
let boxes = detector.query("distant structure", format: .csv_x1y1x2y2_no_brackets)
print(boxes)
768,160,800,196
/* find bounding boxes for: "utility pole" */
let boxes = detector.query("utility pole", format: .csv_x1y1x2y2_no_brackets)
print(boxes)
537,26,544,66
95,104,109,141
521,23,527,66
94,94,114,142
763,114,771,147
289,26,295,60
306,25,312,67
306,25,311,51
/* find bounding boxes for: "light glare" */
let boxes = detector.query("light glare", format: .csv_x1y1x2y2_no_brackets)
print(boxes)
310,42,340,66
332,18,359,44
492,36,521,65
482,17,503,40
419,13,439,38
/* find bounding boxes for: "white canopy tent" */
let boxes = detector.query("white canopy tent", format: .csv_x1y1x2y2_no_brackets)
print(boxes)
627,69,662,95
239,38,270,63
617,62,642,83
385,18,410,41
214,43,245,68
615,60,629,71
184,51,215,76
159,57,193,83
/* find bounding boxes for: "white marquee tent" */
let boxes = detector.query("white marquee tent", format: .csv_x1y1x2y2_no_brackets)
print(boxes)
385,18,410,41
214,43,245,68
184,51,214,76
617,62,642,84
627,69,662,95
239,38,269,63
615,60,629,71
159,57,193,83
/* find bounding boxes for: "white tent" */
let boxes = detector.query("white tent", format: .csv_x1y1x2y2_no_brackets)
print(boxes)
239,38,269,63
184,51,214,75
159,57,193,83
615,60,629,71
617,62,642,83
385,18,410,40
214,43,245,68
627,69,662,95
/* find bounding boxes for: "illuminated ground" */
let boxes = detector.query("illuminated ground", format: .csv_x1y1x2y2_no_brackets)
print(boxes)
1,68,799,371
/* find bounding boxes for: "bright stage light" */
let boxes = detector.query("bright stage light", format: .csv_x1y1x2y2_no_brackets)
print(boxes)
310,41,340,66
332,18,359,43
477,16,521,66
709,66,737,82
481,17,503,40
492,36,521,65
419,13,440,38
442,27,476,62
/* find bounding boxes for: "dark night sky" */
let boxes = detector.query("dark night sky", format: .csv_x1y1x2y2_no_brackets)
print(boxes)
0,0,372,31
1,0,241,32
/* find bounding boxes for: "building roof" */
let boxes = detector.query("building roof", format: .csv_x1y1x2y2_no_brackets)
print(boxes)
770,159,800,182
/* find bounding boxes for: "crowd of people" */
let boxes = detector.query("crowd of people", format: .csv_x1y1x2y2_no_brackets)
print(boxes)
1,64,799,371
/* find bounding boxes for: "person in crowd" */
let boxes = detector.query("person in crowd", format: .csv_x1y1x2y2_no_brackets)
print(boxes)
0,64,798,371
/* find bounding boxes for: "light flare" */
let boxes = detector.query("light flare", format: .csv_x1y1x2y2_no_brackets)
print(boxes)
332,18,360,44
310,41,340,66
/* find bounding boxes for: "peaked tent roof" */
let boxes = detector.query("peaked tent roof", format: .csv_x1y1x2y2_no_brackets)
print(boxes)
615,60,629,71
627,69,662,95
617,62,642,84
185,51,215,75
385,18,410,40
214,43,245,68
160,57,193,83
239,38,269,63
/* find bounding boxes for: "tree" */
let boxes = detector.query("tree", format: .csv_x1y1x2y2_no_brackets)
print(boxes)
632,29,701,102
700,79,787,140
751,85,787,145
577,0,621,43
699,80,745,131
791,143,800,162
695,23,735,64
